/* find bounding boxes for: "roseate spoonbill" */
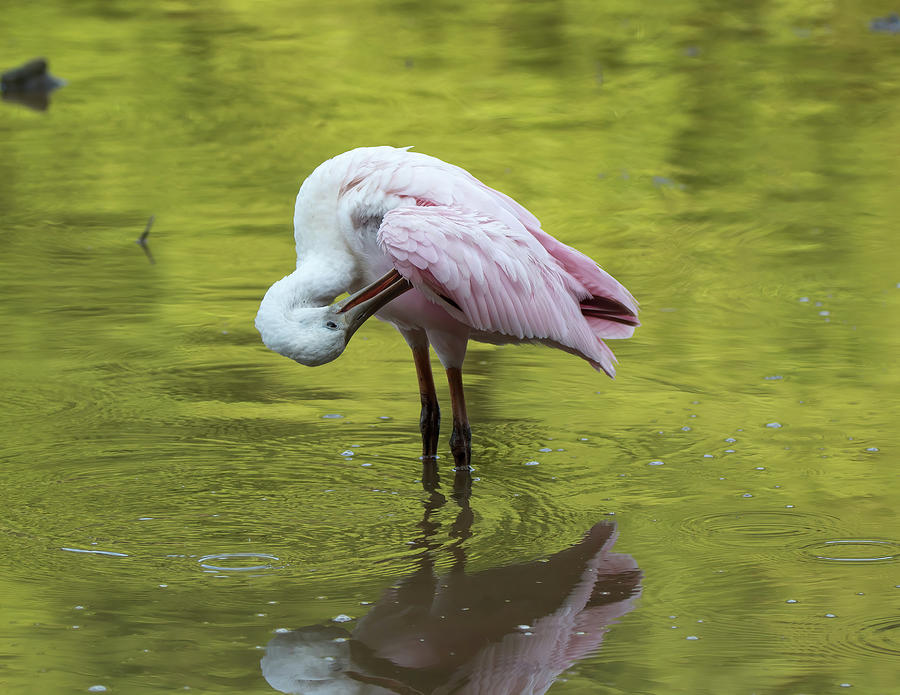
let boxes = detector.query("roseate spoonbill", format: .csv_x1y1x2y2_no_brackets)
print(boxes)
255,146,639,467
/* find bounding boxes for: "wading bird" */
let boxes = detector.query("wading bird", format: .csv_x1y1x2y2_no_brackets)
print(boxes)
255,147,639,469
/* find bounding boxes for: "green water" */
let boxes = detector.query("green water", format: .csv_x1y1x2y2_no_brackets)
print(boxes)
2,1,899,693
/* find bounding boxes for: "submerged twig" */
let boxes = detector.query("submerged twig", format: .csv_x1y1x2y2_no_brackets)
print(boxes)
135,215,155,264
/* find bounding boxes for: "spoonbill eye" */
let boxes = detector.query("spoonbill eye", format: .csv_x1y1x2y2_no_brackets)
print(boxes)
325,321,339,330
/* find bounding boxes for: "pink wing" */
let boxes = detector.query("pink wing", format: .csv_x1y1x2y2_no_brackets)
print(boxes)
378,205,621,376
344,147,638,326
336,147,639,373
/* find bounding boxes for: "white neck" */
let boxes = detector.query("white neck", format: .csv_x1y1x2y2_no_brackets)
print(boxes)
255,252,356,357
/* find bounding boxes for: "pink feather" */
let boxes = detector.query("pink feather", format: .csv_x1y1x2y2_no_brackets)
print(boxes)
337,148,639,376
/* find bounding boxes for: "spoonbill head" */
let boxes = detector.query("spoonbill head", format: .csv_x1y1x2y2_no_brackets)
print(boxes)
256,269,411,366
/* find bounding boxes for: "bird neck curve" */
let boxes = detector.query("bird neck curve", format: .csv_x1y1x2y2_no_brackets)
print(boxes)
255,252,356,356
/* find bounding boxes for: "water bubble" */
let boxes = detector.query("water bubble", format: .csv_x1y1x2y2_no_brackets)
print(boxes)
524,460,540,466
825,613,837,618
766,422,782,429
724,449,735,453
88,687,108,693
819,310,830,316
755,467,766,471
703,454,714,458
321,414,344,419
340,450,354,457
538,447,552,452
742,493,753,498
866,447,879,453
765,375,783,380
786,599,799,604
360,463,372,467
798,297,809,302
725,437,737,443
648,460,665,466
686,635,700,640
681,426,692,431
332,614,353,623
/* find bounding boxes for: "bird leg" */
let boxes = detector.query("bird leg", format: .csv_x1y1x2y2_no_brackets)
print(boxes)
412,344,440,462
446,367,472,470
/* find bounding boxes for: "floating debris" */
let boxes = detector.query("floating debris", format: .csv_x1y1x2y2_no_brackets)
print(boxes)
1,57,65,111
652,175,684,189
61,547,128,557
135,215,155,264
870,13,900,33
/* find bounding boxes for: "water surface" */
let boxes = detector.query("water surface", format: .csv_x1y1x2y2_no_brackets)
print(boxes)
1,1,898,693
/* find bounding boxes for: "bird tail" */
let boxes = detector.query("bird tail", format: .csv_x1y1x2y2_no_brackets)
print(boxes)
527,227,639,337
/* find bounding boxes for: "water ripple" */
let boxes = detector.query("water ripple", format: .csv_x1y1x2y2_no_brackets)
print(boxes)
197,552,282,572
801,539,899,564
679,510,843,548
818,615,900,661
850,616,900,658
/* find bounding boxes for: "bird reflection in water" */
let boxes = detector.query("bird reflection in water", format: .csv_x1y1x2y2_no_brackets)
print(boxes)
261,472,641,694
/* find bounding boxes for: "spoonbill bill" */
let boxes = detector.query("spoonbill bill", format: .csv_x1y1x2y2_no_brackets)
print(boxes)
255,147,639,468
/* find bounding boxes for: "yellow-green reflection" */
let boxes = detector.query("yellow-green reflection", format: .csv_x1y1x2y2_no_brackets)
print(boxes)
1,1,898,693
